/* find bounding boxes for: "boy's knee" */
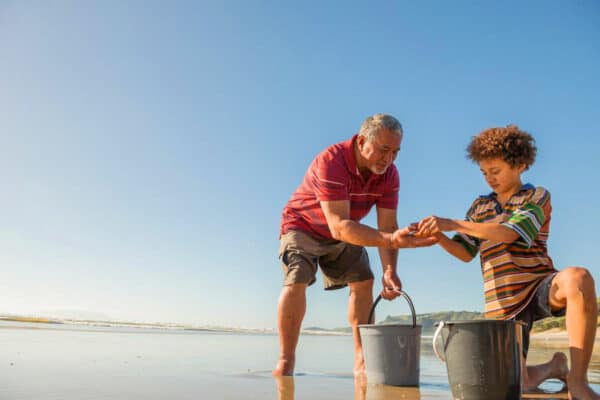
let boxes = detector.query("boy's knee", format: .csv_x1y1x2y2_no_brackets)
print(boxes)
561,267,595,295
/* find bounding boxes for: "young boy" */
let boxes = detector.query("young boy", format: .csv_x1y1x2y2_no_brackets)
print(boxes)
415,125,599,399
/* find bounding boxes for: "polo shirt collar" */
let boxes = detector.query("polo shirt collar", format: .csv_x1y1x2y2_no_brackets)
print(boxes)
486,183,535,199
343,134,362,178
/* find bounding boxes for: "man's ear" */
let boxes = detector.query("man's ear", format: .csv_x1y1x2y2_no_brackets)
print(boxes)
356,134,366,150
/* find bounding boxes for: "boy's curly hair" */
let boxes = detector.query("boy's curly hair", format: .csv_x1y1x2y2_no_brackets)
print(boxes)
467,125,537,170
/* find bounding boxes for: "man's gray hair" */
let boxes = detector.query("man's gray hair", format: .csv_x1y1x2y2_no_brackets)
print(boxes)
358,114,403,142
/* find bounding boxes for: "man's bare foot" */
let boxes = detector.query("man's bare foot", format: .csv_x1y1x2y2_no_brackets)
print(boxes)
354,368,366,379
354,353,366,377
273,358,295,376
566,376,600,400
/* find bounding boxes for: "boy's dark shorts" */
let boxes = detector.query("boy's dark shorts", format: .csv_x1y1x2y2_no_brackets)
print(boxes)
514,273,565,357
279,230,374,290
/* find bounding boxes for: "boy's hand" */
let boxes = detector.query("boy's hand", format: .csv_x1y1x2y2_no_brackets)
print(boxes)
415,216,453,237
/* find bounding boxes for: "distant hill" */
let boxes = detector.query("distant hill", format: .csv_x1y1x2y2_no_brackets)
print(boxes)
324,297,600,335
319,310,485,335
533,296,600,332
379,310,485,333
33,309,113,321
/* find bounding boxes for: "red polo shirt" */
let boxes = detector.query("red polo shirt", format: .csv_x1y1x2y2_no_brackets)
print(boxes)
280,134,400,240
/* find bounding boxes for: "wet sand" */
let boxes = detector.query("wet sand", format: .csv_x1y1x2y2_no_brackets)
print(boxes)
1,321,598,399
531,328,600,347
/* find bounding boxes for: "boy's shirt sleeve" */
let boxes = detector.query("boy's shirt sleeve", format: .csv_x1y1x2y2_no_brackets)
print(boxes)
501,187,551,248
451,199,481,258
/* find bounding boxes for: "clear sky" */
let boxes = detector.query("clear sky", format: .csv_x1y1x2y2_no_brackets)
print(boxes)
1,1,599,329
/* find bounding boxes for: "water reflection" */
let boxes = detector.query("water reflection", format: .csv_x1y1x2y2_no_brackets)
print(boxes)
273,339,600,400
275,376,295,400
275,375,422,400
358,382,421,400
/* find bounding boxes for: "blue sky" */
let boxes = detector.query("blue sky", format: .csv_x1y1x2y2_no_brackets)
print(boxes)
1,1,599,329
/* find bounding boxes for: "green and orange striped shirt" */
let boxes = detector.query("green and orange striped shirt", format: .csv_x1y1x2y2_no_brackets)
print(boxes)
452,184,557,320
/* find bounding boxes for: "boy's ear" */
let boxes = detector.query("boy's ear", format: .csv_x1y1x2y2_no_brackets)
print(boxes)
518,163,527,173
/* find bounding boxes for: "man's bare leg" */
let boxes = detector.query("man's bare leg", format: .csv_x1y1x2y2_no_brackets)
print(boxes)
273,284,307,376
523,352,569,391
550,267,600,400
348,279,374,376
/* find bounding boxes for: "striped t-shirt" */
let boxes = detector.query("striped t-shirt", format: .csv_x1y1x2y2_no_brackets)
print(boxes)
280,134,399,240
452,184,557,320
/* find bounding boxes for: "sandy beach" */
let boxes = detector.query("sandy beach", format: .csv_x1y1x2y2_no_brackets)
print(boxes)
530,327,600,348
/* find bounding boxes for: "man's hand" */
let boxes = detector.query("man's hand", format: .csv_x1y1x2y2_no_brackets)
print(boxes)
381,269,402,300
414,216,454,238
389,226,439,248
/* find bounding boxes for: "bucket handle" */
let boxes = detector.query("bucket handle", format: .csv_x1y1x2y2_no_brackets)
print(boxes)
432,320,446,362
367,290,417,328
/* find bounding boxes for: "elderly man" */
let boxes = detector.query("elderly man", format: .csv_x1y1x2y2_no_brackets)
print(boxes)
273,114,437,376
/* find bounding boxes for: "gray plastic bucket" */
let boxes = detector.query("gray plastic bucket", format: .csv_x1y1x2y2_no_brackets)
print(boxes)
432,320,526,400
358,291,421,386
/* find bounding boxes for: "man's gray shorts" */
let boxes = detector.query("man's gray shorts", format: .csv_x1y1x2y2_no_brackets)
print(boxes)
279,230,374,290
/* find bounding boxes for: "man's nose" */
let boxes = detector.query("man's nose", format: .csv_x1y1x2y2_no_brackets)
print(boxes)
384,151,394,164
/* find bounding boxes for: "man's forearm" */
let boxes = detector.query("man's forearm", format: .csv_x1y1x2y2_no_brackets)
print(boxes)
333,219,392,248
377,247,398,271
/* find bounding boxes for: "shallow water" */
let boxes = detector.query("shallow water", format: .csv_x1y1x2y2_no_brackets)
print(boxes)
1,321,598,399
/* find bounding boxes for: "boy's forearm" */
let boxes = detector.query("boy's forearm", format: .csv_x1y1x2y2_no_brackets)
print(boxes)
436,233,473,262
448,219,519,243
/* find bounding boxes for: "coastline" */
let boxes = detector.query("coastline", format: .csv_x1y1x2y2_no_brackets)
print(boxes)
2,316,599,343
530,327,600,348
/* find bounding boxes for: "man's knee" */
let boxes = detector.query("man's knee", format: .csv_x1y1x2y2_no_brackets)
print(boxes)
281,283,308,295
348,279,374,294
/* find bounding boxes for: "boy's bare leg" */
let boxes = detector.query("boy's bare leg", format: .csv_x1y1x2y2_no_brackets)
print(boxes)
273,284,307,376
550,267,600,400
523,352,569,391
348,279,373,376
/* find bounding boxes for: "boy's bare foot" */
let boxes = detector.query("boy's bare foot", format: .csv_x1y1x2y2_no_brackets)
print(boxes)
524,352,571,392
553,352,570,383
272,357,295,376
